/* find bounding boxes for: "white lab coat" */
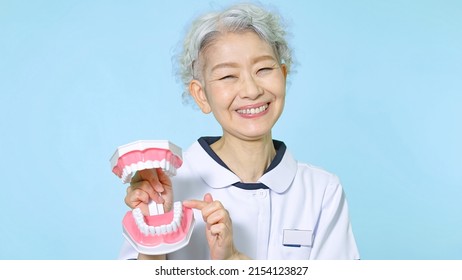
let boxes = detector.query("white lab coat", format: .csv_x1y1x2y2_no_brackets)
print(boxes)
119,137,360,260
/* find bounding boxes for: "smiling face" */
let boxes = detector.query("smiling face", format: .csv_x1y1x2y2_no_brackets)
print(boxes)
189,31,288,141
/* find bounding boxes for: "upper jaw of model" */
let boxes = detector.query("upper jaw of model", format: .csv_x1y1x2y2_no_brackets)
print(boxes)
110,140,195,255
110,140,183,184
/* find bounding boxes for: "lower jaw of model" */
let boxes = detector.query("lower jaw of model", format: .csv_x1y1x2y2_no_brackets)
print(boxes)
122,201,195,255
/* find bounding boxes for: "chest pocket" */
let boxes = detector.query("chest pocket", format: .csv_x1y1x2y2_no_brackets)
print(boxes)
281,245,312,259
280,229,313,259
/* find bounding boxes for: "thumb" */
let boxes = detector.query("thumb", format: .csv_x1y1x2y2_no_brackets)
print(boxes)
204,193,213,203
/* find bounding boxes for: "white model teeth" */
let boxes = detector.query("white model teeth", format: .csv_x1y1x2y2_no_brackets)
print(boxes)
132,201,184,236
236,104,268,115
121,159,177,183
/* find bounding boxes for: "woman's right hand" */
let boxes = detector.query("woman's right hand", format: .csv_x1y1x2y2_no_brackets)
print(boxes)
124,168,174,215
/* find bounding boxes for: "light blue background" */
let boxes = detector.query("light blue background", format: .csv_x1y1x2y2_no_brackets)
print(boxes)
1,0,461,259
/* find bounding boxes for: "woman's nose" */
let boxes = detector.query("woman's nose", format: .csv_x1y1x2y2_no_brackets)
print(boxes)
239,74,263,99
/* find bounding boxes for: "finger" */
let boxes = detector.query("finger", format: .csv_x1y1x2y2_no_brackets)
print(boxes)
129,187,150,204
156,168,172,191
206,208,230,225
201,200,227,220
182,199,209,210
124,187,150,207
130,168,153,183
124,185,158,216
150,192,164,204
138,204,150,216
148,169,166,194
209,223,228,237
130,171,142,183
132,169,165,194
204,193,213,203
128,180,159,202
183,192,214,209
209,223,231,247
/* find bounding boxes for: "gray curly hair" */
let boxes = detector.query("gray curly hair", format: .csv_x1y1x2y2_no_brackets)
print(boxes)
175,2,293,105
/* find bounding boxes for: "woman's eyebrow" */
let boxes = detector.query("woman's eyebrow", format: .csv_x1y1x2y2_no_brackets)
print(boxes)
252,55,277,64
210,55,277,72
211,62,239,72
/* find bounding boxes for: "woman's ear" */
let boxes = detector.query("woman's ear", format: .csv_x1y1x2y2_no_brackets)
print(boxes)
189,79,212,114
281,64,288,79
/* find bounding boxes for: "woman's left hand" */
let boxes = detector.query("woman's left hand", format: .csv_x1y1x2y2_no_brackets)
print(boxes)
183,193,246,260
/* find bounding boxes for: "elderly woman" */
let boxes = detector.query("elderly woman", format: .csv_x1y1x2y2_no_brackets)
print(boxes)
119,3,359,260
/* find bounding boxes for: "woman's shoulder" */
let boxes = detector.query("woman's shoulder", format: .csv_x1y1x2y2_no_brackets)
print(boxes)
298,161,338,177
294,158,342,189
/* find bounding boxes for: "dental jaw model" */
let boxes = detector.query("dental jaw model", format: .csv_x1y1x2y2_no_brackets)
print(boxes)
110,140,195,255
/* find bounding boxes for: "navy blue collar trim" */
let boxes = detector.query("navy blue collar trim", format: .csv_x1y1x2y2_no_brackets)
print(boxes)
233,182,269,190
198,137,228,170
197,136,286,190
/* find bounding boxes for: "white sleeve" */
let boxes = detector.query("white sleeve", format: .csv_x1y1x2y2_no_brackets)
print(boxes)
118,240,138,260
309,175,360,259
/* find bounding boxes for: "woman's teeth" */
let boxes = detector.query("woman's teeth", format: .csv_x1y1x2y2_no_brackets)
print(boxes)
237,104,268,115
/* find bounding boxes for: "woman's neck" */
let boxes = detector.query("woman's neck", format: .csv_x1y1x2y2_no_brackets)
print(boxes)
210,133,276,183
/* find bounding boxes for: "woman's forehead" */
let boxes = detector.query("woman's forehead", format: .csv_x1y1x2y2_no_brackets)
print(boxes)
201,31,277,65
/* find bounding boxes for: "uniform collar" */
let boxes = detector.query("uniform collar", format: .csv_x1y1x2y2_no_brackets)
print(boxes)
185,137,297,193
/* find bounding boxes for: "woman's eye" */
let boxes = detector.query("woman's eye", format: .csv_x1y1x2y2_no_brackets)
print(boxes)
258,67,273,74
219,75,236,80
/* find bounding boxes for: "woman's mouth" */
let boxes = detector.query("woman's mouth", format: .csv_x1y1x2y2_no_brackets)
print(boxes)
236,103,269,116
